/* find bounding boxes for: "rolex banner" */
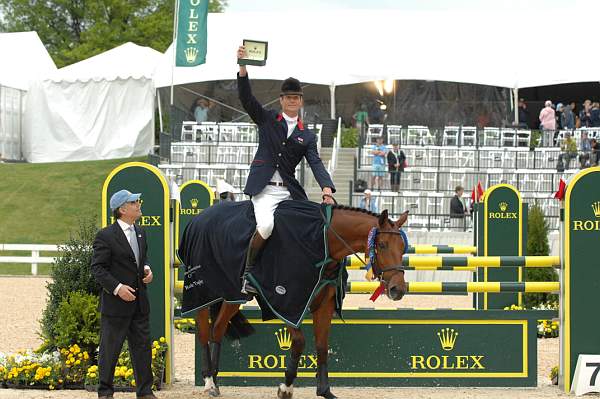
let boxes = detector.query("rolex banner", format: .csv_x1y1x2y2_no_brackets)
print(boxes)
175,0,209,67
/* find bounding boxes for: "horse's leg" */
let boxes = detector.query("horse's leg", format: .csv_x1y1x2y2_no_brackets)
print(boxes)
196,308,212,391
277,327,305,399
195,308,215,393
312,286,338,399
206,302,240,397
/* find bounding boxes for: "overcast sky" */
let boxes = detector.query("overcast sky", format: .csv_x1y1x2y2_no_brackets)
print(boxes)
226,0,589,12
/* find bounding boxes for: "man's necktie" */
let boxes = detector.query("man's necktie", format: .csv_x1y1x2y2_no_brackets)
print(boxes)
129,226,140,266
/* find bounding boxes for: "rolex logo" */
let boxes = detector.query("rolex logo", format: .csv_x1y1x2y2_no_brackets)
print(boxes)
437,328,458,351
499,202,508,212
592,201,600,218
275,328,292,350
184,47,198,63
190,198,199,209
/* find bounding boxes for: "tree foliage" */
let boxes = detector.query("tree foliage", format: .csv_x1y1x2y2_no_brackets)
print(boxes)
40,216,100,349
0,0,227,67
524,204,558,308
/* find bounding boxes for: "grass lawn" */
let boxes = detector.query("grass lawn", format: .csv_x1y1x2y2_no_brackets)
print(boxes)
0,157,145,245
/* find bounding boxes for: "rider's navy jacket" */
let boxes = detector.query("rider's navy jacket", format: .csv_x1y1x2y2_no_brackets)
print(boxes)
237,73,335,200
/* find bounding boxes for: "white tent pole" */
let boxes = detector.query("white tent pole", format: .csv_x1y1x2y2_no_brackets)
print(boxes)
330,83,336,119
170,0,180,105
513,87,519,125
157,89,164,132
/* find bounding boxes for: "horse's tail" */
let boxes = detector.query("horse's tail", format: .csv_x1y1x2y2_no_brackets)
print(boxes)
209,301,255,340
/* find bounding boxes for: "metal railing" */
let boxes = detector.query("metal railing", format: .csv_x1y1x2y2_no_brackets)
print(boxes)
0,244,58,275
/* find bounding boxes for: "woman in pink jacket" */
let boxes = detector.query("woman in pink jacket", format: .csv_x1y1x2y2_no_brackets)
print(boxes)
539,100,556,146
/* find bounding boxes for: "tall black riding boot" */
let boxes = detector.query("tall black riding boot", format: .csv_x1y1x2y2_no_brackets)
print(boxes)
241,230,266,295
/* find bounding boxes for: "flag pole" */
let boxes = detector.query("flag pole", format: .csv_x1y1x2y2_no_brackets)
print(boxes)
170,0,180,106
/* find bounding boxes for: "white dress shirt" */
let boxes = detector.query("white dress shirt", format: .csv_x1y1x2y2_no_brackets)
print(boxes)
113,219,151,296
270,112,298,184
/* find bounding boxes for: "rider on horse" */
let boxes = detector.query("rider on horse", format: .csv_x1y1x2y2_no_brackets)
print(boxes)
236,45,336,295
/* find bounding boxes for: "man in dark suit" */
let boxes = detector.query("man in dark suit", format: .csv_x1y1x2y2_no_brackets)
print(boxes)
236,45,336,294
91,189,157,399
450,185,467,218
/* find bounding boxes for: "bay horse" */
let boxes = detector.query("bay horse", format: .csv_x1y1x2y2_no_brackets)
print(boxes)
195,206,408,399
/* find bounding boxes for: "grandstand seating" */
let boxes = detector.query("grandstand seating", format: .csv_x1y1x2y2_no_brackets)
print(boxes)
160,121,588,231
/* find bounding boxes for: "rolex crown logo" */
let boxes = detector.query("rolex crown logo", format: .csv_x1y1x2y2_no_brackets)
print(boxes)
184,47,198,63
592,201,600,218
437,328,458,351
499,202,508,212
275,328,292,350
190,198,199,209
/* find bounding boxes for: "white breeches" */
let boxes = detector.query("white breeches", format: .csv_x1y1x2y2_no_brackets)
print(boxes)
251,185,291,239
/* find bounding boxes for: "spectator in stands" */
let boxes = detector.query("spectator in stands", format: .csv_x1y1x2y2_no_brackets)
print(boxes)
371,136,387,190
555,103,564,130
579,100,592,128
561,104,575,130
570,101,580,128
359,189,378,213
557,132,577,171
579,131,592,168
352,104,370,136
193,98,210,123
591,102,600,127
539,100,556,146
387,143,405,192
518,98,529,128
450,186,467,218
591,138,600,166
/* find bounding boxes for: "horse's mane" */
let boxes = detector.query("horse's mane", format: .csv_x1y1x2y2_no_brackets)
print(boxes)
332,204,381,218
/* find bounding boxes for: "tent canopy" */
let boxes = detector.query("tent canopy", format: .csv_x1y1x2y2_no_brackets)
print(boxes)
0,31,57,91
23,42,158,163
154,9,600,89
48,42,162,82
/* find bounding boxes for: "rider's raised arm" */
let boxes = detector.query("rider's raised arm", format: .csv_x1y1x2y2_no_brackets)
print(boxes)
237,45,268,125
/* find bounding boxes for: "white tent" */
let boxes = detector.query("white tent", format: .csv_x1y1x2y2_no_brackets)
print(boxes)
0,31,57,91
154,9,600,89
23,42,162,163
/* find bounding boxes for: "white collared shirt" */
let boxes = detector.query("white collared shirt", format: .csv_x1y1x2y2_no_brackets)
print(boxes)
113,219,151,296
271,112,298,184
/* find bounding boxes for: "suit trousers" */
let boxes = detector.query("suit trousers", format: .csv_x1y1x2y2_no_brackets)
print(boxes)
98,300,153,397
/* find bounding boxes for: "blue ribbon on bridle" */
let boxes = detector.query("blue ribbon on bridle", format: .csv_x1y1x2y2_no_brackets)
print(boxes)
365,227,409,273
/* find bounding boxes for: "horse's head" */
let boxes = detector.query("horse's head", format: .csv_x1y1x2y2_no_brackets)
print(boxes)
369,209,409,301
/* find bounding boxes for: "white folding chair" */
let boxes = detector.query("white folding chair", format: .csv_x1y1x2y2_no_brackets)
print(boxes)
181,122,196,141
195,122,218,142
387,125,403,144
516,130,531,147
461,126,477,146
367,124,384,143
442,126,460,146
482,127,500,147
500,128,517,147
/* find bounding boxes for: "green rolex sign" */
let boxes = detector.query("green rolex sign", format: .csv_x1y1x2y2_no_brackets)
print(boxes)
175,0,209,67
476,184,525,310
175,180,214,290
102,162,173,383
561,167,600,392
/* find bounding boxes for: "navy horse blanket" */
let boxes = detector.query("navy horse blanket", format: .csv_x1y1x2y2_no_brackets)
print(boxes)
178,200,346,327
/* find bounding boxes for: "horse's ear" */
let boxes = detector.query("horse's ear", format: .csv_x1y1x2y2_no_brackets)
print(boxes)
378,209,389,227
395,210,409,228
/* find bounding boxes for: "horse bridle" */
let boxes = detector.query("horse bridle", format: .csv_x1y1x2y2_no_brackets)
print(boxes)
368,230,407,281
324,216,406,283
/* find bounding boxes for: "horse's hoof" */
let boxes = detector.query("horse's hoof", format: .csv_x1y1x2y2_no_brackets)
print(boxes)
209,386,220,397
317,389,337,399
277,383,293,398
